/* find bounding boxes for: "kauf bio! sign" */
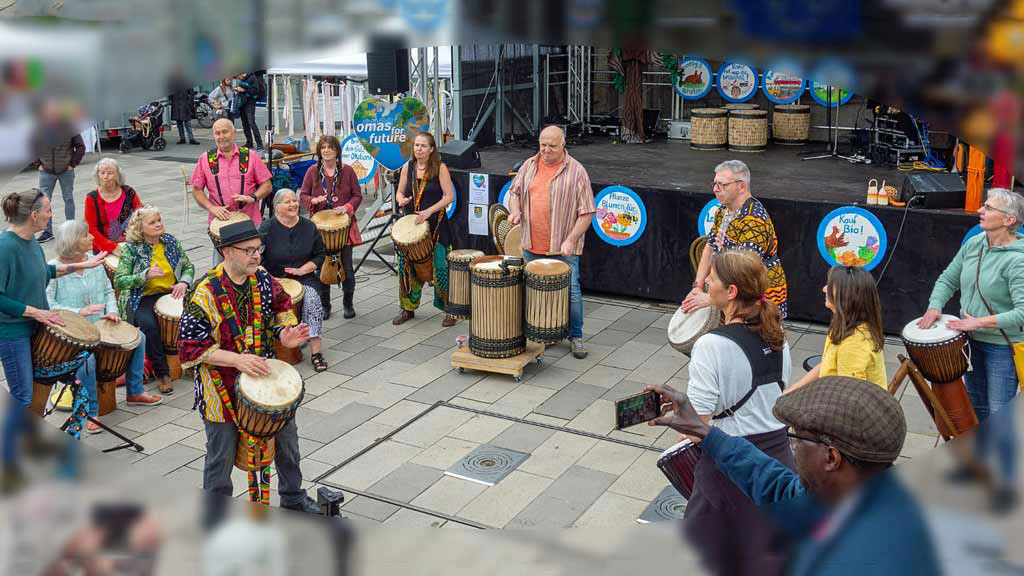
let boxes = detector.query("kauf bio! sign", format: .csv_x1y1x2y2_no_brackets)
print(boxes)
816,206,888,271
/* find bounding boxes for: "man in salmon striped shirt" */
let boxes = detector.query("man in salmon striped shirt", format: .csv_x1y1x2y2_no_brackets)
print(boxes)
508,126,596,359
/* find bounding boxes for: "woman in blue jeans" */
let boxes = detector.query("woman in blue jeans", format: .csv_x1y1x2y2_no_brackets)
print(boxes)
48,221,162,434
920,187,1024,512
0,190,106,493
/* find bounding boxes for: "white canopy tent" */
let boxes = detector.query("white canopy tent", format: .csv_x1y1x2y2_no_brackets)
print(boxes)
267,44,453,79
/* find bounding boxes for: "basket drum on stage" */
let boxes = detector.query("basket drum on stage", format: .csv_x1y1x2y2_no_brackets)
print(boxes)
446,249,484,319
667,306,721,356
902,315,979,436
524,259,570,344
724,103,760,111
208,212,252,247
94,319,142,416
657,438,703,500
690,108,728,150
233,358,304,471
30,310,101,415
392,214,435,283
310,210,351,254
470,256,525,359
273,278,305,365
772,104,811,145
728,109,769,153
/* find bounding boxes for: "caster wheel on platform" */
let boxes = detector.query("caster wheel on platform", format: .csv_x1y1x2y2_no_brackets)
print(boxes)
153,137,167,151
513,376,522,383
458,367,465,374
536,357,543,364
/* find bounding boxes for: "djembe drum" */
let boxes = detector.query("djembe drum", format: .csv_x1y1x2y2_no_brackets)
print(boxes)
657,438,703,499
233,359,304,471
102,243,125,289
470,256,525,359
274,278,305,365
93,319,142,416
30,310,101,417
392,214,435,283
901,315,979,437
524,259,570,345
311,210,351,254
154,294,183,381
208,212,252,247
446,249,484,319
667,306,722,356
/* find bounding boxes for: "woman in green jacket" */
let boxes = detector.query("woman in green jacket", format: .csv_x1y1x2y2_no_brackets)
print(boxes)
919,187,1024,511
113,206,194,394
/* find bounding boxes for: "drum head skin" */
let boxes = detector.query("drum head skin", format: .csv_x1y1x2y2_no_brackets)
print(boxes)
311,210,351,229
238,358,304,410
902,315,961,344
155,294,184,319
276,277,305,303
392,214,429,243
504,225,523,257
449,249,485,262
472,256,524,272
53,310,101,345
209,213,251,238
667,306,716,345
95,318,142,349
525,258,570,276
660,437,695,458
103,254,120,269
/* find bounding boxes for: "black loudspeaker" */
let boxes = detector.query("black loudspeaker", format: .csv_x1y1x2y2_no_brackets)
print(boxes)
440,140,481,169
901,173,966,209
367,37,409,96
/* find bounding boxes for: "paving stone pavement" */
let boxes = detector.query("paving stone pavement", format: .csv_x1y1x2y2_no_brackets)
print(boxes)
1,135,945,530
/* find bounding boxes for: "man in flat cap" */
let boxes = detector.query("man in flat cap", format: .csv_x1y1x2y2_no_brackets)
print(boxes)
648,376,940,576
179,220,320,518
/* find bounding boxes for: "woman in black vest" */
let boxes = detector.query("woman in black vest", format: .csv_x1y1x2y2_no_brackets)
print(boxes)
682,249,796,576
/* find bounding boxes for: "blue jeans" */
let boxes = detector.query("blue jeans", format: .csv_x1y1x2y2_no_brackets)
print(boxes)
523,250,584,340
39,169,75,235
965,339,1019,486
76,332,148,417
176,120,195,142
0,337,33,466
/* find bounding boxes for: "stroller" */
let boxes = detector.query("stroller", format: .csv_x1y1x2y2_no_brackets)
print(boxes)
119,100,167,153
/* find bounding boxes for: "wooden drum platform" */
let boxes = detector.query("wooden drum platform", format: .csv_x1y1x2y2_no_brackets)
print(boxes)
450,341,544,383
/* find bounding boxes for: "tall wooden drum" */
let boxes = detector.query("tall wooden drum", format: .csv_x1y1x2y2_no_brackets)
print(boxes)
446,249,484,319
524,259,570,345
233,359,304,471
155,294,183,381
470,256,525,359
392,214,435,283
311,210,351,255
94,319,142,416
728,108,768,153
690,108,728,150
30,310,101,416
274,278,305,365
772,104,810,145
209,212,252,247
901,315,979,437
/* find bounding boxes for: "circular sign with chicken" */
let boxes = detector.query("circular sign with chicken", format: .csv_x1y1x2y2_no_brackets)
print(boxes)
592,185,647,247
817,207,887,271
674,57,713,100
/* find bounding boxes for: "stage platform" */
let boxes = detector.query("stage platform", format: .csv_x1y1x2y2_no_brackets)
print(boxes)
446,137,978,333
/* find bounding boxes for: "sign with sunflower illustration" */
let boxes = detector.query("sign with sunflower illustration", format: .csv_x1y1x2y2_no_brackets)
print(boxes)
592,185,647,247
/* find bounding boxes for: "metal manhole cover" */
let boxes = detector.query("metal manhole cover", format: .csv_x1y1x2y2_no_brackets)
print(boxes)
445,444,528,487
636,485,686,524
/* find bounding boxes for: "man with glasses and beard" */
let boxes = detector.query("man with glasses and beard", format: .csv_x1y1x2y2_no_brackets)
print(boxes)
179,220,321,516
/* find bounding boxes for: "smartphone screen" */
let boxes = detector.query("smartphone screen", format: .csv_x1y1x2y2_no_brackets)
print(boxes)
615,391,661,429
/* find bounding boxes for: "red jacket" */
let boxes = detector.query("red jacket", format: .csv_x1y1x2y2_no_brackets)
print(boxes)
299,162,363,245
84,186,142,253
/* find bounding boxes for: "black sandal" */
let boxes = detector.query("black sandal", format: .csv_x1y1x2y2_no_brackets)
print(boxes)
311,353,328,372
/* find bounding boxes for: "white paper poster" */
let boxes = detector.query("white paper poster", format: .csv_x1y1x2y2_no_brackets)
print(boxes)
469,173,489,205
469,203,488,235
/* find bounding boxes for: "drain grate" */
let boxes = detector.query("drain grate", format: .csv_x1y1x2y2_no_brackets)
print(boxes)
445,444,528,487
636,485,686,524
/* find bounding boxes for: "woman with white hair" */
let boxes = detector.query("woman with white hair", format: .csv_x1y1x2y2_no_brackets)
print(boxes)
919,187,1024,511
84,157,142,256
113,206,194,394
258,188,329,372
47,221,161,433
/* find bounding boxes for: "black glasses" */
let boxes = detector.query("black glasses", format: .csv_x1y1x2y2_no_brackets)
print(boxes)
229,245,264,258
713,180,742,190
787,431,831,449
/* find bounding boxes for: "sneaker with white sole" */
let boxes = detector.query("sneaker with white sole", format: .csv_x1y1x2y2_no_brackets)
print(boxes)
570,337,588,359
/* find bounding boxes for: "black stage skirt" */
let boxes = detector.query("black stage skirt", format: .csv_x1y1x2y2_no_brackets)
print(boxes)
683,426,795,576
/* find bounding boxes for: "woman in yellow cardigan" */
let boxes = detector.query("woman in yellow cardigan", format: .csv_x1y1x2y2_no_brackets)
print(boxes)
788,266,887,393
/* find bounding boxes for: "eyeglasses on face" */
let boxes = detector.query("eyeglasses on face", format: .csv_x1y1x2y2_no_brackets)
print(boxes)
980,202,1011,216
787,431,831,449
230,245,264,258
713,180,742,190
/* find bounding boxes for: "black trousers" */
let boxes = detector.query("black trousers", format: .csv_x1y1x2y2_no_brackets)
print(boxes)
320,245,355,312
134,294,168,377
239,101,262,149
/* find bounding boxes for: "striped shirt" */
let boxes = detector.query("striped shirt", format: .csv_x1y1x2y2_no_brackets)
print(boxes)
507,152,596,256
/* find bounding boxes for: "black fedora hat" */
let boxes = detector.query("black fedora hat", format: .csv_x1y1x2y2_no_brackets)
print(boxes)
216,220,262,249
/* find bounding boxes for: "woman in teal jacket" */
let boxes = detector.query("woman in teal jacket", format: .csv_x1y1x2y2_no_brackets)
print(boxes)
919,187,1024,512
113,206,194,394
